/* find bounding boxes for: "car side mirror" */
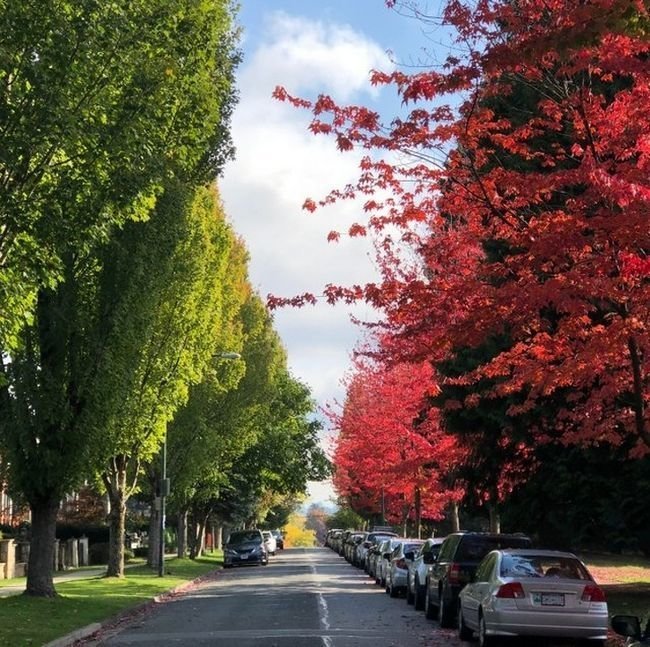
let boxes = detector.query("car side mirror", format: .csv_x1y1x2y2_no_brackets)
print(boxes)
611,615,642,640
404,551,415,561
423,553,434,564
383,552,391,559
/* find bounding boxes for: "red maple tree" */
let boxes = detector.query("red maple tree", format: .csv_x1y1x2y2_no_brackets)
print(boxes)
273,0,649,456
329,352,461,528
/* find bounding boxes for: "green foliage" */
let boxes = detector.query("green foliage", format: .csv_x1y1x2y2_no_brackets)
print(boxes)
326,506,365,530
0,0,240,353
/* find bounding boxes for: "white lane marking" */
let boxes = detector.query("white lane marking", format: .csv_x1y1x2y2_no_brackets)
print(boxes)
310,562,333,647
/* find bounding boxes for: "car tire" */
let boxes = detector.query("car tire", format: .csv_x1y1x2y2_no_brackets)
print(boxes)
406,578,414,605
458,604,472,640
425,584,437,620
389,581,399,598
439,587,456,628
478,612,495,647
414,577,425,611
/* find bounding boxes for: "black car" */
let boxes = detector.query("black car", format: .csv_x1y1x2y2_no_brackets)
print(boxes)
612,615,650,646
424,531,532,627
223,529,268,567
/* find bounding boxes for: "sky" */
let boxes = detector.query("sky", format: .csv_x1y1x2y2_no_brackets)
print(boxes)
219,1,447,508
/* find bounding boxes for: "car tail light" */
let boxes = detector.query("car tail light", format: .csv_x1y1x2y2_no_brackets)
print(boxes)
582,584,606,602
448,563,461,585
496,582,525,599
395,558,407,569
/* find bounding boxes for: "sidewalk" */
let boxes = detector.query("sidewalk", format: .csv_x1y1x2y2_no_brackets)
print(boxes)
0,561,147,598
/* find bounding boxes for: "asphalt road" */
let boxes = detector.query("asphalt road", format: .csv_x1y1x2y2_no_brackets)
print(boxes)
95,547,461,646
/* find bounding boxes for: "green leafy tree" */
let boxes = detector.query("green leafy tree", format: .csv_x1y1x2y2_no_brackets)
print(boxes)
166,293,286,557
88,183,241,577
0,0,240,354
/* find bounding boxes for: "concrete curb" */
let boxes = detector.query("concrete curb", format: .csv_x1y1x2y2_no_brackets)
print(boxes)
43,568,222,647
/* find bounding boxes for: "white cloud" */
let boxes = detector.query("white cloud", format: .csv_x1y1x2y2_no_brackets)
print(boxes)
221,12,392,505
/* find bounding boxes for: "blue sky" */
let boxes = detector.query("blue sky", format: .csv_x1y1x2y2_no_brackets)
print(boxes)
220,1,452,507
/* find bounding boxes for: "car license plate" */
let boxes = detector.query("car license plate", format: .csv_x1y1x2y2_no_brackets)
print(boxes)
538,593,565,606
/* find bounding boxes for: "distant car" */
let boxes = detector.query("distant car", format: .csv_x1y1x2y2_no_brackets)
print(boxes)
406,537,445,609
386,539,425,598
359,531,398,572
458,549,608,647
271,529,284,550
611,615,650,646
223,529,268,568
425,531,532,626
262,530,277,556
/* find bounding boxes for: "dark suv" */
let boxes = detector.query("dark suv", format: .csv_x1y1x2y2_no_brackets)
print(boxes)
223,529,268,568
424,531,532,627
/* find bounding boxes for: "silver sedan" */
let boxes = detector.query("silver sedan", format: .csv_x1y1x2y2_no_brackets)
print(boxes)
458,549,608,647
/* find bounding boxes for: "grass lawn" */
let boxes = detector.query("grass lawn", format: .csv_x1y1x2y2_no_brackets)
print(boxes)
0,553,223,646
581,552,650,620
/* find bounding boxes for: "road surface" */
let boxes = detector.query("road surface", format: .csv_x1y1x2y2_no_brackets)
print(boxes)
94,547,461,646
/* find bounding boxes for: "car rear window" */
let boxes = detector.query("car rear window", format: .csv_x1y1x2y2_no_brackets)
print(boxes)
456,536,531,562
500,555,590,580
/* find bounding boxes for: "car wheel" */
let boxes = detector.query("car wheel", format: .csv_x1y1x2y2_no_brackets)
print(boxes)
458,604,472,641
406,577,414,605
414,577,425,611
439,587,456,628
389,580,399,598
478,612,495,647
425,584,437,620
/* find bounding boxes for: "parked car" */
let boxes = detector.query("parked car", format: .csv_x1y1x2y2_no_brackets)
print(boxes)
386,539,425,598
223,529,268,568
376,537,405,587
325,529,342,549
458,549,608,647
611,615,650,646
271,529,284,550
344,532,367,564
359,530,398,572
407,537,445,609
262,530,277,556
425,531,532,626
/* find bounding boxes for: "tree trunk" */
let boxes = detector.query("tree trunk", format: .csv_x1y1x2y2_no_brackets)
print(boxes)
106,468,128,577
414,486,422,539
628,336,650,448
488,504,501,533
104,456,132,577
449,500,460,532
25,497,60,597
177,509,188,558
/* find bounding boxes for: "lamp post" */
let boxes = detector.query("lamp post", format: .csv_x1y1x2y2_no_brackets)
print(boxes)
158,351,241,577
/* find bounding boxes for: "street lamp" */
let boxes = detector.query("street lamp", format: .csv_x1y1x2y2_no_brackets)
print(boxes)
158,351,241,576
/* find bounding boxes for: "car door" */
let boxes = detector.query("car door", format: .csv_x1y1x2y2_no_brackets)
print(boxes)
462,552,498,629
429,534,460,605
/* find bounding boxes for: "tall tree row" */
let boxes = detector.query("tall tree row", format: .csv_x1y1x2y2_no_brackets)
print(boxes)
273,0,649,535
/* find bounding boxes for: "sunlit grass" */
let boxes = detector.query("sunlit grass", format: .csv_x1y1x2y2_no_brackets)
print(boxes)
0,553,223,646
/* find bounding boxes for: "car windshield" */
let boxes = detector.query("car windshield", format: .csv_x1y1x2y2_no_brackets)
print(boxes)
228,531,262,545
500,555,590,580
